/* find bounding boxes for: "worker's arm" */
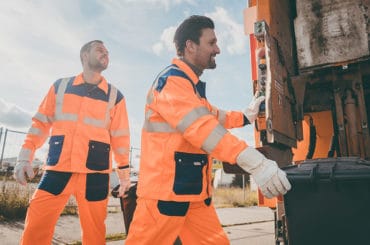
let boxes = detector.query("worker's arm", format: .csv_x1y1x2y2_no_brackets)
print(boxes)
109,91,131,197
14,83,56,185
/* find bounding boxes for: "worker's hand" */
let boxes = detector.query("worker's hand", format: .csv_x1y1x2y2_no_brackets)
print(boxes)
236,147,291,199
244,92,265,123
115,168,131,197
13,161,35,185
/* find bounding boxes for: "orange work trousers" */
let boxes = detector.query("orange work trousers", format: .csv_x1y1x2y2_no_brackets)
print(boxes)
20,171,109,245
126,198,229,245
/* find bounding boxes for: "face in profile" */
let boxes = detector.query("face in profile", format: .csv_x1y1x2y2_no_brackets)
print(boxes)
193,28,220,70
86,42,109,72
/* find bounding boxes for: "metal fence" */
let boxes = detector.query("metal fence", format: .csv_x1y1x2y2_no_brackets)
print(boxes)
0,127,28,170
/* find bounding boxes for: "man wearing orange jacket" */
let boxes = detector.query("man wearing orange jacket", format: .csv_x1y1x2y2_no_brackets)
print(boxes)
125,16,291,245
14,40,131,245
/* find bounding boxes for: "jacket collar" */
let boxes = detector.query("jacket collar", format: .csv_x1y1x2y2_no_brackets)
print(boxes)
73,73,109,94
172,58,200,85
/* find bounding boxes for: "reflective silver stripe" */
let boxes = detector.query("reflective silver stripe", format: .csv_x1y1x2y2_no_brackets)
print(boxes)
143,120,177,133
143,108,177,133
218,109,227,125
145,109,153,120
110,129,130,137
147,90,154,104
176,106,210,133
28,127,42,136
18,148,32,162
34,112,53,123
83,117,104,127
201,124,228,154
55,78,78,121
116,147,129,155
143,106,211,133
84,85,118,128
105,85,117,128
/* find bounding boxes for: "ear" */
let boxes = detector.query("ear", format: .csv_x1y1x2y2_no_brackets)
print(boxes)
185,40,196,54
81,52,88,64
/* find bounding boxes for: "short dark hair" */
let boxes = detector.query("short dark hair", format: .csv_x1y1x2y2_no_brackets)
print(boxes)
173,15,215,56
80,40,103,63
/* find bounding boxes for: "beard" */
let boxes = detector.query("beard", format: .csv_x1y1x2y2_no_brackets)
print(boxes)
88,58,108,72
207,56,217,69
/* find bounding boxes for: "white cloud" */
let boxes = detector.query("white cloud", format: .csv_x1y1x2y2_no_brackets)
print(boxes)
152,26,177,55
0,99,32,131
152,6,247,56
0,1,85,111
152,42,164,55
206,7,247,55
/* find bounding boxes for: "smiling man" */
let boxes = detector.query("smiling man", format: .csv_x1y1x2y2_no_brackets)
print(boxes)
125,15,290,245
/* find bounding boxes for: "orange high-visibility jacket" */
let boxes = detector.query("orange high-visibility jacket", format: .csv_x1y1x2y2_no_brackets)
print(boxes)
137,58,249,202
18,73,130,173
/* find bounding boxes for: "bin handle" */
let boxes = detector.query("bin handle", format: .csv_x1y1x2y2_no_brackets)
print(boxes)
329,162,337,182
309,163,318,182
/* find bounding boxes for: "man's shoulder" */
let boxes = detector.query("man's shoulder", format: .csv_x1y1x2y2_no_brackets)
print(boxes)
158,64,189,81
51,76,75,88
106,82,125,101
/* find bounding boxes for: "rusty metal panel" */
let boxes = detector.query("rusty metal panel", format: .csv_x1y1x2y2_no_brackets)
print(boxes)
265,34,297,147
262,0,298,147
294,0,370,70
252,0,299,148
266,0,297,76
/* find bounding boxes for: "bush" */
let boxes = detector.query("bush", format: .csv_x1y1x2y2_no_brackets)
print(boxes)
0,178,92,221
0,181,34,221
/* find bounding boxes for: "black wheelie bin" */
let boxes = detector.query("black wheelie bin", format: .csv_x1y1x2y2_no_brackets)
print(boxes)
111,182,138,234
282,157,370,245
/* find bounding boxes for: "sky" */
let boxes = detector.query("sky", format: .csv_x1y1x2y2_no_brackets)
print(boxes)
0,0,255,164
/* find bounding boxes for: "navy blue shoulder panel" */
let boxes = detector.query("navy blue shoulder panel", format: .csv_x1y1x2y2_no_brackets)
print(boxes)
53,77,123,103
155,65,196,93
53,77,75,94
196,81,206,99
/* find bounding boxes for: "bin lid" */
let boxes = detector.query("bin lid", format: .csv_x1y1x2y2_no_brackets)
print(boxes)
282,157,370,183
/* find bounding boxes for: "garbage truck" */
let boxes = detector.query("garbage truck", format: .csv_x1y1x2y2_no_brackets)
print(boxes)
223,0,370,244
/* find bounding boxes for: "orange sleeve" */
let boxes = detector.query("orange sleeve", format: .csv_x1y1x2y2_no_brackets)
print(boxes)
110,96,130,169
22,84,55,153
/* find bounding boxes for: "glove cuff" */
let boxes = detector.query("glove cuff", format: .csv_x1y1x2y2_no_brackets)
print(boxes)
18,148,34,163
236,147,266,173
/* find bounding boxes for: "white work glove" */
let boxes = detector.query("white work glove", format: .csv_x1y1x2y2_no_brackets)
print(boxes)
14,161,35,186
116,168,131,198
236,147,291,199
244,92,265,123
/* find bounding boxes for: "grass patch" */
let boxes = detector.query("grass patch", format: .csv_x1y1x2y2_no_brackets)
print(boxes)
68,233,127,245
106,233,127,241
213,187,258,208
